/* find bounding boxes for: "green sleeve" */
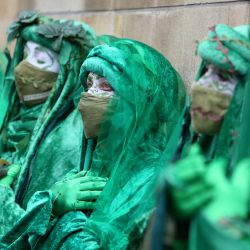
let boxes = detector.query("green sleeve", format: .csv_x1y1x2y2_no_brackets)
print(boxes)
189,214,250,250
0,188,99,249
0,191,54,249
0,185,25,236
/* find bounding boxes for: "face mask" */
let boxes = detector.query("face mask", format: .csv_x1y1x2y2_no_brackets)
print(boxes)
14,60,58,106
191,65,236,135
78,73,114,139
78,92,111,139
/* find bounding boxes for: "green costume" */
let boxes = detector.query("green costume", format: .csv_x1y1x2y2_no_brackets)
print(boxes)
189,24,250,250
0,49,8,89
0,37,186,249
0,11,97,235
150,24,250,250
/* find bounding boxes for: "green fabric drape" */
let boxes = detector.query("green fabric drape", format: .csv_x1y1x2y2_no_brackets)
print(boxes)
150,24,250,250
0,49,10,134
0,11,97,235
0,36,186,249
0,104,43,163
0,49,8,94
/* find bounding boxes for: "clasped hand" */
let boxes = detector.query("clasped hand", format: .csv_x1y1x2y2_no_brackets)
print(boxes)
51,171,108,216
166,144,250,222
0,163,21,187
166,144,213,218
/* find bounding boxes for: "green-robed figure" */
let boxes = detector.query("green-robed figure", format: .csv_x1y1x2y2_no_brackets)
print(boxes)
0,37,186,249
148,24,250,250
0,10,97,235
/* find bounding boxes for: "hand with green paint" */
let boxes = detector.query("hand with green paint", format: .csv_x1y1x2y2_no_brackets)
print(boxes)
51,171,108,217
203,158,250,222
0,164,21,187
167,144,214,218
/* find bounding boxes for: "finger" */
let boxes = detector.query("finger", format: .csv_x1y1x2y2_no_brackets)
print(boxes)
78,176,108,183
166,163,205,188
71,171,87,179
232,159,250,190
175,187,214,218
79,181,107,191
185,187,214,210
165,167,184,188
173,181,214,200
189,144,202,157
175,152,205,172
206,158,227,183
208,158,227,172
64,172,81,181
7,164,21,177
74,200,95,210
77,190,102,201
175,161,206,183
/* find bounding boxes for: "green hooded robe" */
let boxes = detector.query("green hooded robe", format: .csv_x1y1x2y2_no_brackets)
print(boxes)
0,11,97,235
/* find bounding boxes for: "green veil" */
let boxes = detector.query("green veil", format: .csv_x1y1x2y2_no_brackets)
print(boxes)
0,36,186,249
79,37,186,249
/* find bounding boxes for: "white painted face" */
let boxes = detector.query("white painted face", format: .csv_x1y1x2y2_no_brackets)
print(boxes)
197,64,237,96
23,41,60,73
87,72,114,97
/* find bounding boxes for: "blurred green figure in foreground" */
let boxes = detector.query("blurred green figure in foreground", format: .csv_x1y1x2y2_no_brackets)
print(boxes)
148,24,250,250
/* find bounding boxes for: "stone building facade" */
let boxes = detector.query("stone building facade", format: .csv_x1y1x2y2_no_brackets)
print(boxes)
0,0,249,89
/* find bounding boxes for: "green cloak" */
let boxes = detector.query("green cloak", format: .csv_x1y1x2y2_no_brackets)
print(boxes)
0,10,97,235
